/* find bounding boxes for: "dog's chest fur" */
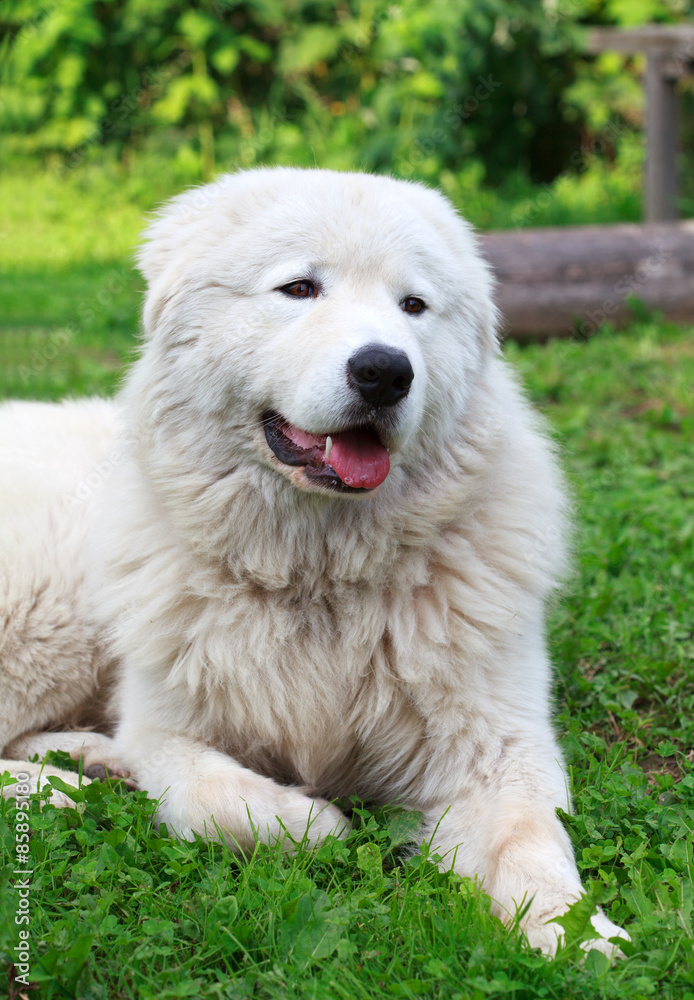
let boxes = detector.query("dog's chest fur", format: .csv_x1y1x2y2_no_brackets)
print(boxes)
125,556,463,803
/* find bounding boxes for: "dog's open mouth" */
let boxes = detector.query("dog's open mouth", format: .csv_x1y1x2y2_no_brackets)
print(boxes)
263,411,390,493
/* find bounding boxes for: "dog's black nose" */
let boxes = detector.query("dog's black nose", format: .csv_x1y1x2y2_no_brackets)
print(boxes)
347,345,414,408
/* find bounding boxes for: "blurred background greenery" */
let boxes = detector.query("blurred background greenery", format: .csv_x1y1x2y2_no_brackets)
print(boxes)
1,0,693,398
2,0,694,223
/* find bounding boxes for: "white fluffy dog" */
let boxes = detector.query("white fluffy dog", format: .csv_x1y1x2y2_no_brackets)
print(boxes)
0,168,628,956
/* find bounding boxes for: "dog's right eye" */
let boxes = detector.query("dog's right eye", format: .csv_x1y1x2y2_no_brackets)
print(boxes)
278,280,317,299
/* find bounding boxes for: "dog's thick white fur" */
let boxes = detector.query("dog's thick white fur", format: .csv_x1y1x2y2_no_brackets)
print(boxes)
0,168,628,956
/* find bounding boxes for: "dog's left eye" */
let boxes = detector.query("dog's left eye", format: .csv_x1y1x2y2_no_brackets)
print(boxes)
278,280,317,299
401,296,426,314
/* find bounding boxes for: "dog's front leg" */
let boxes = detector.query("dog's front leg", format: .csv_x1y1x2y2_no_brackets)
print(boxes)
421,744,629,957
117,728,348,851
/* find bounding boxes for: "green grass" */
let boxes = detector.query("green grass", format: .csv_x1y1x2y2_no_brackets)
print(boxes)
1,162,693,999
0,165,150,401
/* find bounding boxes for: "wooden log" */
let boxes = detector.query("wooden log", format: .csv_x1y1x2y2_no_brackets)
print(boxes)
479,221,694,340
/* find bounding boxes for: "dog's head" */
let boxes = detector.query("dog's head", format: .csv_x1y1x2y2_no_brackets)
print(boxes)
130,168,498,507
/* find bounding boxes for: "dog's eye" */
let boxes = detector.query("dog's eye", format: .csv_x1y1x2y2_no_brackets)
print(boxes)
278,280,317,299
401,296,426,315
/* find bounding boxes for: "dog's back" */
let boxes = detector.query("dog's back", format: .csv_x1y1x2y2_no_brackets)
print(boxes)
0,398,119,766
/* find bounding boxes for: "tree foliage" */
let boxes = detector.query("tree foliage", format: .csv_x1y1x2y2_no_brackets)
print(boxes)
1,0,692,185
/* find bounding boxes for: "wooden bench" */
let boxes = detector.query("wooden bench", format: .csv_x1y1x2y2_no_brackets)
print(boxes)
587,25,694,222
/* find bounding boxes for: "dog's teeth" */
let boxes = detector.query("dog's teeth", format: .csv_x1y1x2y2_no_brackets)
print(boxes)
325,436,333,462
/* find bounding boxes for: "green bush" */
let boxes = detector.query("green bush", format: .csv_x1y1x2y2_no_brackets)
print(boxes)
1,0,693,224
1,0,688,183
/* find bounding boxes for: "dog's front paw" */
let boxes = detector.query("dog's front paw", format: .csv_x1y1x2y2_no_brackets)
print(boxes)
519,913,564,957
309,797,351,840
156,761,350,853
82,762,137,787
521,904,629,960
272,792,349,848
581,909,630,959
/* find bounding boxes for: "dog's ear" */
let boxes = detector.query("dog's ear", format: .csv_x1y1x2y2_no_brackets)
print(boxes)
136,174,248,335
457,231,501,358
136,175,238,287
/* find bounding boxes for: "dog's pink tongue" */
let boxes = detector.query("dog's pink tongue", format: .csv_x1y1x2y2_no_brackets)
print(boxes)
329,430,390,489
